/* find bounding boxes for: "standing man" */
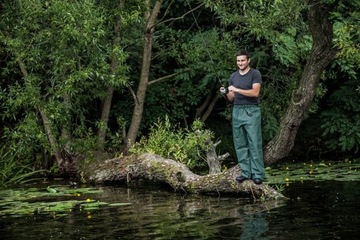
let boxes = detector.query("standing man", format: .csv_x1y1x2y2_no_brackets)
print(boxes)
220,49,265,184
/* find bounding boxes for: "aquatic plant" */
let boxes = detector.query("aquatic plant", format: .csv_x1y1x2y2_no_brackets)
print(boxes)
0,186,131,217
265,159,360,184
0,147,44,188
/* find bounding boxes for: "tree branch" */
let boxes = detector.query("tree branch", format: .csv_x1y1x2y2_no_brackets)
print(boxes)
16,58,28,76
127,85,138,104
148,68,190,85
154,3,205,28
147,0,163,31
16,58,64,167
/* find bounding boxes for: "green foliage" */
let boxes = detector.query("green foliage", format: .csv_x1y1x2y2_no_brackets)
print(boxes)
200,0,309,67
0,146,44,188
2,112,49,162
118,27,239,133
261,112,279,143
179,29,236,74
333,21,360,79
0,0,133,165
130,117,212,171
198,0,312,144
321,79,360,153
331,0,360,77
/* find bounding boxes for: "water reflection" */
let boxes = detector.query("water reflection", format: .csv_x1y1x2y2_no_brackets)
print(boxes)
1,181,360,239
240,212,269,240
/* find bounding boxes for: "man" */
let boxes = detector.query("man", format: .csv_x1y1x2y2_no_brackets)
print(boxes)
220,49,265,185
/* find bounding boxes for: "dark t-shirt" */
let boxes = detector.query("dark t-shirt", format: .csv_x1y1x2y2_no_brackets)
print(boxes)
228,68,262,105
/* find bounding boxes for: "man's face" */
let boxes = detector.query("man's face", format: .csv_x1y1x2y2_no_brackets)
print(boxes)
236,55,249,70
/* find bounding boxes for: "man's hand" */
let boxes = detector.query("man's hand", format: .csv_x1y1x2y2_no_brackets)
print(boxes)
228,85,237,93
220,86,234,103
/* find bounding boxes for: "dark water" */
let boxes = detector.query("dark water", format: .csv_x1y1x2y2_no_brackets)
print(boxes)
1,181,360,240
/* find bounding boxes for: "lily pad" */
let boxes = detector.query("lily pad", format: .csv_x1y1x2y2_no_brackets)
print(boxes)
265,159,360,185
108,203,132,207
0,185,127,217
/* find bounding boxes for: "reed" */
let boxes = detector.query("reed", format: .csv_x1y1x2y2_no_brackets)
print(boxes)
0,146,44,188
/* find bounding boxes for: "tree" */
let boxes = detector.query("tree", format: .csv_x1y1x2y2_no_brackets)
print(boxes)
96,1,122,150
124,0,163,152
201,0,360,164
123,0,224,151
264,0,338,164
0,0,127,171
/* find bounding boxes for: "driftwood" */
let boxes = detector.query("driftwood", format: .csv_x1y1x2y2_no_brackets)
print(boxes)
199,129,230,174
87,153,287,200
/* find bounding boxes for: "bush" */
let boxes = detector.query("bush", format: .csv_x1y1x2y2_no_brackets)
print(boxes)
130,117,213,171
321,80,360,153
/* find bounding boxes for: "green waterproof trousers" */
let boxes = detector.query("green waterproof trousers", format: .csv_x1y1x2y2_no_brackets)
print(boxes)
232,105,265,180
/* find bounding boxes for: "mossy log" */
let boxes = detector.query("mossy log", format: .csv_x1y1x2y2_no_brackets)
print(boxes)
87,153,287,200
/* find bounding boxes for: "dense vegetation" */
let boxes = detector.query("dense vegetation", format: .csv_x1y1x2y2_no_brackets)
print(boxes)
0,0,359,186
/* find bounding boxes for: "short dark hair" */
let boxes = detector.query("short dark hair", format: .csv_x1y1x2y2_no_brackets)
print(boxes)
236,49,250,59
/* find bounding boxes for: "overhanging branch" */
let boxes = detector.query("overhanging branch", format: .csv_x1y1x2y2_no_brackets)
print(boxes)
154,3,205,28
148,68,190,85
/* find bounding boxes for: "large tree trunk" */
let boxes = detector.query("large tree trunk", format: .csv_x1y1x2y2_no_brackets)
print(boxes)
264,1,338,165
86,153,287,200
124,0,163,152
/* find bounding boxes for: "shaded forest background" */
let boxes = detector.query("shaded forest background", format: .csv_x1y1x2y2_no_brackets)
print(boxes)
0,0,359,181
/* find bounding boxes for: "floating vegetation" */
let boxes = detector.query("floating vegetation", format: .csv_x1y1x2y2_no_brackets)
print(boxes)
265,159,360,185
0,185,131,217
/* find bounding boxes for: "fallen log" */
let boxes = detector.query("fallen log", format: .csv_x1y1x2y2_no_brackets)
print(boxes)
86,153,287,200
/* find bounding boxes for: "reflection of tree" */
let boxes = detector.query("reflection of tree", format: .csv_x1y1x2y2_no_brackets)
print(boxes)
0,185,286,239
96,186,285,239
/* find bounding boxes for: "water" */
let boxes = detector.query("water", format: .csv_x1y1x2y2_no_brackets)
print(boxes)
1,180,360,239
